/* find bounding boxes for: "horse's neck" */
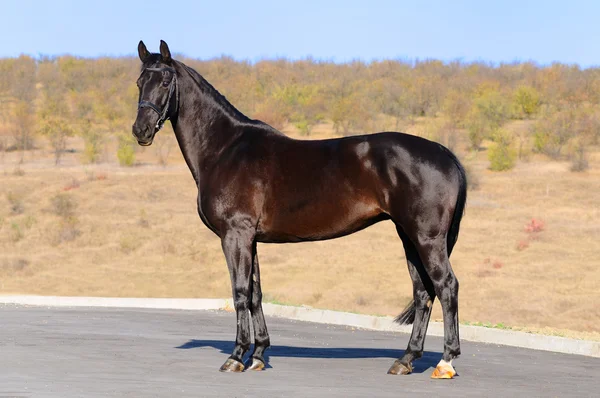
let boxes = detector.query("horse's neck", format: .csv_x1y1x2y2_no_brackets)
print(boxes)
171,65,244,185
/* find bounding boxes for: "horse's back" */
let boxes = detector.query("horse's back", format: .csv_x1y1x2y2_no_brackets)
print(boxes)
253,130,461,242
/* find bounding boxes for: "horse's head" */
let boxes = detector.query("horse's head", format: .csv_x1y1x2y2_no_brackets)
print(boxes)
132,40,178,146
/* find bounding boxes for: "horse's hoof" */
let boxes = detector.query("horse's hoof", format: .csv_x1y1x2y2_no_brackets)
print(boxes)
219,358,245,372
387,360,412,375
246,357,266,371
430,360,456,379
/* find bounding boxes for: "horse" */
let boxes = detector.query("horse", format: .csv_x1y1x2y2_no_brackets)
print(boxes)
132,40,467,379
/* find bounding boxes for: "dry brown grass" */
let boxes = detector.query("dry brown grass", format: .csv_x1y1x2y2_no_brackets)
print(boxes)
1,123,599,341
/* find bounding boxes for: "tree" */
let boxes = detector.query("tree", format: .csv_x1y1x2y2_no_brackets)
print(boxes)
37,81,73,165
38,118,74,165
79,120,104,164
443,89,471,127
271,84,325,136
464,87,512,150
12,100,36,163
532,109,576,159
330,94,372,136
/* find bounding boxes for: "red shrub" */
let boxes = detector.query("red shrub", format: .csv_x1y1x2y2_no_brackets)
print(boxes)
524,218,545,234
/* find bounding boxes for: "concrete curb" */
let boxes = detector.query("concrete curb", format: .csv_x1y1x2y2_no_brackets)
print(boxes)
1,295,598,358
0,295,230,311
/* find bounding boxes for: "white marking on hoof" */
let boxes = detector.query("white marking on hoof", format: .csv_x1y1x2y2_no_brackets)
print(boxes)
431,359,456,379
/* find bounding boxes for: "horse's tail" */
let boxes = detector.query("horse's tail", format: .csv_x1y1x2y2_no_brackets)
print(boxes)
394,149,467,326
446,151,468,257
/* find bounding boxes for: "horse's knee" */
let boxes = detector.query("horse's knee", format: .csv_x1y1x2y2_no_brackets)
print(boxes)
233,290,251,312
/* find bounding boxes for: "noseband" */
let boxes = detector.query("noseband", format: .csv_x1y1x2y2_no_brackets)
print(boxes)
138,67,178,131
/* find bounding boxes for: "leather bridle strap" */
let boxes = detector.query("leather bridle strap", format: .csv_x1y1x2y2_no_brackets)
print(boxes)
138,66,177,130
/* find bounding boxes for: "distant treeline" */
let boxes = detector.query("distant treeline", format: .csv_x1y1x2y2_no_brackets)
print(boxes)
0,55,598,169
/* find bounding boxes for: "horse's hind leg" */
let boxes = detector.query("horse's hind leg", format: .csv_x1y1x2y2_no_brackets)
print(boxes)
388,226,436,375
415,236,460,379
246,243,270,370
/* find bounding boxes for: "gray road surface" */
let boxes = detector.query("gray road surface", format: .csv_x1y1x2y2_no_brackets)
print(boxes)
0,305,598,397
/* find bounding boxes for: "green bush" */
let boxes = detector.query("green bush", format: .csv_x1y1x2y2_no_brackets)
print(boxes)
117,134,136,167
513,86,540,118
465,109,487,150
488,129,517,171
473,89,511,130
80,122,104,164
489,141,517,171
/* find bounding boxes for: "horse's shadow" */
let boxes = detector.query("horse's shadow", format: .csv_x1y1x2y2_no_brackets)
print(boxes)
176,339,441,373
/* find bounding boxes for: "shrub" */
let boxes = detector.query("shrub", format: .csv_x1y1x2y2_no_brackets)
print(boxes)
1,258,29,272
488,130,516,171
80,122,104,164
473,88,511,130
117,133,136,167
513,86,540,118
570,142,589,172
6,191,25,214
465,109,487,150
50,193,77,218
524,218,545,234
49,193,80,244
531,109,575,159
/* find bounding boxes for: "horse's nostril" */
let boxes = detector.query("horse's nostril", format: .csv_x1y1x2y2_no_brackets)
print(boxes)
132,124,150,137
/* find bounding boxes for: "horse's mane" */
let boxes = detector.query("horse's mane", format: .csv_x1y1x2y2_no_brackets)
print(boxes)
141,54,277,130
175,60,253,123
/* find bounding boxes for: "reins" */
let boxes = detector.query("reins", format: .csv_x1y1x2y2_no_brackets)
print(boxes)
138,66,178,130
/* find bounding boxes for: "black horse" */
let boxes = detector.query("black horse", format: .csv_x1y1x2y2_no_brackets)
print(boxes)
132,41,467,379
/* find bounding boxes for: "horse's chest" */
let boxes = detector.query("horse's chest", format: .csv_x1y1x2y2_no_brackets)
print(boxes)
197,189,255,235
196,192,224,236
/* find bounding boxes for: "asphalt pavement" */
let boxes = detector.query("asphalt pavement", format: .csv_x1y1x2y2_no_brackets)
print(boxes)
0,305,598,397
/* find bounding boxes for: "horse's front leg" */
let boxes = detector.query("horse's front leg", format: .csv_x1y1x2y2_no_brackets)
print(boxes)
219,223,255,372
245,244,270,370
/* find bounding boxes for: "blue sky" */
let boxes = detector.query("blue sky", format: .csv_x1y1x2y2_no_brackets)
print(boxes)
1,0,598,66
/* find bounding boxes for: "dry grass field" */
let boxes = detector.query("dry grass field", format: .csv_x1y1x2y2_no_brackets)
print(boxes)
1,121,599,341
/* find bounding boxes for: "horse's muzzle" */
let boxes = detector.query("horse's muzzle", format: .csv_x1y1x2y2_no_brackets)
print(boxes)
132,124,155,146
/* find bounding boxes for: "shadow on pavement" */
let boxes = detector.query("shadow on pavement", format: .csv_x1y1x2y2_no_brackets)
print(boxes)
176,339,441,373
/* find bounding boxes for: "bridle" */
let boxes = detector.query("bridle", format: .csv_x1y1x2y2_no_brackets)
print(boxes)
137,66,178,131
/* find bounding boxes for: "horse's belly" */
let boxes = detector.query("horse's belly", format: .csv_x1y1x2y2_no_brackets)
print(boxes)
258,198,385,243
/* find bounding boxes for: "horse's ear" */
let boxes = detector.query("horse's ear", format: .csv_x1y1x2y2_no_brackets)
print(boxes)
138,40,150,62
159,40,172,62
